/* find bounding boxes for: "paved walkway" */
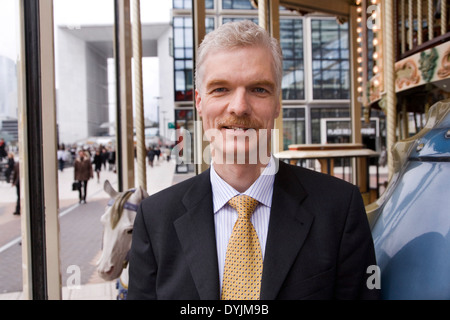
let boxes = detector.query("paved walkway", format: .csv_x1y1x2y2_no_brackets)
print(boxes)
0,157,194,300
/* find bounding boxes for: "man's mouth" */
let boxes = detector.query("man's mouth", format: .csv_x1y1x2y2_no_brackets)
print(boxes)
216,116,262,134
222,126,252,132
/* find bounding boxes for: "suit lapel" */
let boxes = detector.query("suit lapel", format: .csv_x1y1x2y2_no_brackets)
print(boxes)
260,162,314,300
173,169,221,300
172,163,314,300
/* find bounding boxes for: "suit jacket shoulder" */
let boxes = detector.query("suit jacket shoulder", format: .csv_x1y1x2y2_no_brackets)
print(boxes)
262,160,379,299
278,160,357,191
139,168,212,223
128,168,219,300
274,160,360,215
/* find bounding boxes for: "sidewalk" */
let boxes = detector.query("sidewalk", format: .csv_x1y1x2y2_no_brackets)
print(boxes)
0,158,194,300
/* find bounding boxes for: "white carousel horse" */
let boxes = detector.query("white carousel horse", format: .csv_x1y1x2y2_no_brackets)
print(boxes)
97,180,149,299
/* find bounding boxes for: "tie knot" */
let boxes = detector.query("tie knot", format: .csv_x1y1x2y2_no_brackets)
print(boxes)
228,195,259,219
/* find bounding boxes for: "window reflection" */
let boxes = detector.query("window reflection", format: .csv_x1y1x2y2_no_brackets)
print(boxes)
280,18,304,100
311,107,350,143
173,16,214,102
222,0,255,10
283,108,306,149
173,0,214,10
174,16,194,101
222,17,258,24
311,19,350,100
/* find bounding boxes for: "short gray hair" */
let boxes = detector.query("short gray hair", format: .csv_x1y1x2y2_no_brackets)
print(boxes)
195,20,283,93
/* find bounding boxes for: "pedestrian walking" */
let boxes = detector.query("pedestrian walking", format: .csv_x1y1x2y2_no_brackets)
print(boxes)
93,149,103,183
11,161,20,215
147,147,156,167
57,145,67,172
0,138,7,162
108,148,116,172
74,149,93,204
5,152,15,182
101,147,109,170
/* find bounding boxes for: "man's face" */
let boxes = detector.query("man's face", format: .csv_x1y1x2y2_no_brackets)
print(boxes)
195,45,280,164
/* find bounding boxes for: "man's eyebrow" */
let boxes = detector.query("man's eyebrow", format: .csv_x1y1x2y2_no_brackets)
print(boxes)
205,79,276,89
250,80,276,89
205,79,229,89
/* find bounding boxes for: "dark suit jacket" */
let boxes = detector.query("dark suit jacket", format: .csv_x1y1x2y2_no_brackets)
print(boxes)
128,161,380,300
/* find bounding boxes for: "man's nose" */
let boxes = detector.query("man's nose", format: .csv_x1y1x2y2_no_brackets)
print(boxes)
227,88,251,116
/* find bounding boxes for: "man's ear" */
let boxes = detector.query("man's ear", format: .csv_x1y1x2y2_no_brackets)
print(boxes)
195,89,202,117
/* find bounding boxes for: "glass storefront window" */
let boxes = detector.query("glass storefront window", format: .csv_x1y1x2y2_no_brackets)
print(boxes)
280,18,304,100
173,17,214,102
174,108,195,168
311,19,350,100
310,107,350,144
173,0,214,10
222,0,255,10
282,108,306,149
222,17,258,24
173,16,194,101
175,109,194,132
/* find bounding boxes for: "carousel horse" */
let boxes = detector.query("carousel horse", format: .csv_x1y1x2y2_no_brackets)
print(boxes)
97,180,149,299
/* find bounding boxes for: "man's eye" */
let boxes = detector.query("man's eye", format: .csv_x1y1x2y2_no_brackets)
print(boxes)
253,87,268,94
213,88,227,93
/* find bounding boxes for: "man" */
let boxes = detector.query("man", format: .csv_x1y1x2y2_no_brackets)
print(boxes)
128,21,379,300
74,149,93,204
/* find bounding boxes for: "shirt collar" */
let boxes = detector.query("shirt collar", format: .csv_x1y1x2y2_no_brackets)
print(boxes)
210,156,276,213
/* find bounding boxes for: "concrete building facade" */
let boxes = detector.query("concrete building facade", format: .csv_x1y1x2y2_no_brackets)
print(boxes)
54,22,173,146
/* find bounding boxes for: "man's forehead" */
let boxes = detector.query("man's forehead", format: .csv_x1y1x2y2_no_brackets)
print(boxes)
202,47,276,77
204,44,270,60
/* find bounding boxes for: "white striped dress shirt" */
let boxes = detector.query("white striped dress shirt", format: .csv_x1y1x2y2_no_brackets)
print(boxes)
210,156,276,290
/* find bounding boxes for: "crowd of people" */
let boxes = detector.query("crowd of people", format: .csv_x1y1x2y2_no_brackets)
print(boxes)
58,144,116,204
67,143,173,204
0,137,174,210
57,144,116,174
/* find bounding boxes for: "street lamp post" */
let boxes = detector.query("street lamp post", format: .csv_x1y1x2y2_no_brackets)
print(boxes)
154,96,162,137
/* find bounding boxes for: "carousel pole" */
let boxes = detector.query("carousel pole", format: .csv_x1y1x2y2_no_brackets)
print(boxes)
385,0,396,180
258,0,268,29
259,0,283,153
192,0,207,174
115,0,134,191
131,0,147,190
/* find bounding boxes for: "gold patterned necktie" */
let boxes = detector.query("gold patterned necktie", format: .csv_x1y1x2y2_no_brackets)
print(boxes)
221,195,262,300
